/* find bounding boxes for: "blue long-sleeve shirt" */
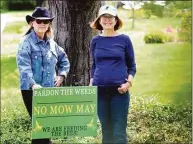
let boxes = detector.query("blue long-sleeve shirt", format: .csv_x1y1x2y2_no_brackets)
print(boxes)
90,34,136,86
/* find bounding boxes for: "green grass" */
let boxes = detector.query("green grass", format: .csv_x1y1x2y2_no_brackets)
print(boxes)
1,89,31,144
2,39,20,46
1,21,29,55
130,43,192,105
121,17,181,32
1,92,191,144
1,43,191,104
1,56,19,88
118,17,192,105
3,21,28,34
128,96,191,143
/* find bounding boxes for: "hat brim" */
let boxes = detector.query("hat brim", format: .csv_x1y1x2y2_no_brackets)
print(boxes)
99,11,117,17
26,15,55,24
90,15,123,31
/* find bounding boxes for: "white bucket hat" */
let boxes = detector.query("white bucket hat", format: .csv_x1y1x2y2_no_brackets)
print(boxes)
90,5,123,30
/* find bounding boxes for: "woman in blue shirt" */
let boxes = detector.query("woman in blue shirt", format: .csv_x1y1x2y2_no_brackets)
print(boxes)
16,7,70,144
90,5,136,144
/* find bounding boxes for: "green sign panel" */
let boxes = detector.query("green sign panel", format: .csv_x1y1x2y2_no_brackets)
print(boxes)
32,86,97,139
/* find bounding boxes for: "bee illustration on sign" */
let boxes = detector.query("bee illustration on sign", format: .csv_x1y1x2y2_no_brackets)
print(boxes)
87,117,96,130
33,120,43,132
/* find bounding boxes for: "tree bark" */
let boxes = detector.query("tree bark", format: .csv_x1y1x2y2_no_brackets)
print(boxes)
45,1,100,86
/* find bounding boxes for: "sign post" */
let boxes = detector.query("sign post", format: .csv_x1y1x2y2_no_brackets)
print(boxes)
32,86,97,139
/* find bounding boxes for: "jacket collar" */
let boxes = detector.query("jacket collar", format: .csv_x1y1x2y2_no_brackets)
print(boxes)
31,29,50,44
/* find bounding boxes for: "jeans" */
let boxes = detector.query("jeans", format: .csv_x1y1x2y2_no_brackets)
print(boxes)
97,86,130,144
21,90,52,144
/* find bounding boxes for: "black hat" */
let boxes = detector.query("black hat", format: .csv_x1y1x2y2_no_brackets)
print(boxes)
26,7,55,24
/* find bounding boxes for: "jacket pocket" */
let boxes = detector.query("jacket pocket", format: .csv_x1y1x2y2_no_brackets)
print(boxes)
46,49,58,67
31,51,42,83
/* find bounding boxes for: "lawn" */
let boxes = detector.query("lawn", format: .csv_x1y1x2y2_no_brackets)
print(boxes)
1,21,29,55
1,10,192,144
130,43,192,104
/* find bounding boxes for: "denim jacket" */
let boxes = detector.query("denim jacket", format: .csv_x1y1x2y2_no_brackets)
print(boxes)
16,29,70,90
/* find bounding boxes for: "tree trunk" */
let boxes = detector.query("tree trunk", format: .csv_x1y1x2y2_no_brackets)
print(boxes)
45,1,100,86
101,1,105,6
132,8,135,28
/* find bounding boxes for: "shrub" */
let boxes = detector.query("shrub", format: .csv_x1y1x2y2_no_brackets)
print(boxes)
144,32,165,44
164,34,175,42
178,11,192,42
163,3,176,18
143,2,164,18
144,30,176,44
135,9,146,19
128,95,192,144
144,10,151,19
0,1,9,12
174,10,184,18
1,94,191,144
1,0,36,11
150,15,158,20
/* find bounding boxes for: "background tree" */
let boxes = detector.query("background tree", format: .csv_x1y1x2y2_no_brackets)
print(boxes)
163,2,176,17
165,1,192,10
142,1,165,18
178,11,192,42
39,0,100,86
163,1,192,18
0,0,35,11
121,1,144,28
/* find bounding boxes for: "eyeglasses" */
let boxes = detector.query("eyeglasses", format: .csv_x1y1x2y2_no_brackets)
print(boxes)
35,19,50,24
101,14,115,19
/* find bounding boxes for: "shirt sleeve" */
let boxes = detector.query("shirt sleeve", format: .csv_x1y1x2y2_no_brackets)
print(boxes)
16,40,36,89
125,36,137,77
90,39,96,78
56,44,70,77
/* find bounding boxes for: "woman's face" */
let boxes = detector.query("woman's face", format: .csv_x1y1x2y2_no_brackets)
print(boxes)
99,14,117,30
32,19,50,34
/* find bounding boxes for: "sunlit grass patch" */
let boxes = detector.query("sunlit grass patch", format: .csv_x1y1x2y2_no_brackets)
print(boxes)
119,17,180,33
1,55,19,88
1,19,29,55
3,21,27,34
130,42,191,105
1,88,21,108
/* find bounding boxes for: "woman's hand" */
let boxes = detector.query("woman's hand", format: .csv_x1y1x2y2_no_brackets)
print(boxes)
55,75,65,87
117,82,131,94
32,84,42,89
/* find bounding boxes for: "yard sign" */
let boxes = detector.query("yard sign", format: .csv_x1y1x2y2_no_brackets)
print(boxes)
32,86,97,139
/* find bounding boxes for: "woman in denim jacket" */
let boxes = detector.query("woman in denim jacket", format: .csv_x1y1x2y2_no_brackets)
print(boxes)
16,7,70,144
